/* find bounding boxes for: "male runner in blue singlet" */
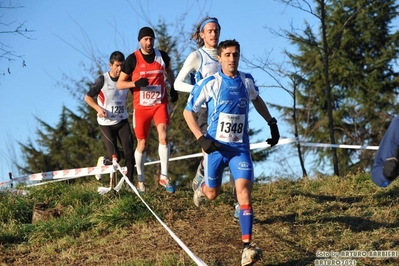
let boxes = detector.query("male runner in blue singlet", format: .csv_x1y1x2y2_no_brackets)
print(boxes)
183,39,280,266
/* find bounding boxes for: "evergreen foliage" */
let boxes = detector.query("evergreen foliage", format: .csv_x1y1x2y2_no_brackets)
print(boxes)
281,0,399,175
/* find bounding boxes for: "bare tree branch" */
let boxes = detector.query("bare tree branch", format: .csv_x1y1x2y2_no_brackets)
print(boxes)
0,2,35,75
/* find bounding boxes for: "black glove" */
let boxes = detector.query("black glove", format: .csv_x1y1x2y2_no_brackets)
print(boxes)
170,86,179,103
197,135,222,154
266,117,280,147
134,78,149,87
383,148,399,181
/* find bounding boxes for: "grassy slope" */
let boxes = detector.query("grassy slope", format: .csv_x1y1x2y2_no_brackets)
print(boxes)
1,172,399,266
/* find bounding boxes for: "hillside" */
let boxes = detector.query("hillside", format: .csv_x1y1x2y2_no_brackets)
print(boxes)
1,172,399,266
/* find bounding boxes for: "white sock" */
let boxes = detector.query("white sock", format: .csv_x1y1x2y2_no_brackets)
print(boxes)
135,150,146,182
158,143,169,177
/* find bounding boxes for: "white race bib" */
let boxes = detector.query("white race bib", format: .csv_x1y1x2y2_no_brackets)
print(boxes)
139,85,162,106
216,112,245,143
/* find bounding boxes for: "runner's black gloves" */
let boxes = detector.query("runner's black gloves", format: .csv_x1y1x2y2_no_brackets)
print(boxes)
266,117,280,147
170,86,179,103
134,78,149,87
383,148,399,181
197,135,222,154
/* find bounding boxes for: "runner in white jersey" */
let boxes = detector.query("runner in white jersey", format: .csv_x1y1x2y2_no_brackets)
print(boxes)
84,51,135,185
183,40,280,266
95,72,129,125
173,17,245,215
175,17,221,132
174,47,220,93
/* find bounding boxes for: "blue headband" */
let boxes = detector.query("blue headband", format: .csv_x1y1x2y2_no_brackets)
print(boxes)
200,18,219,32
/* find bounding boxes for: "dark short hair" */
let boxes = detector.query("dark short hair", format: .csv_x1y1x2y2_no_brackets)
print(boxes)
217,39,240,56
109,51,125,64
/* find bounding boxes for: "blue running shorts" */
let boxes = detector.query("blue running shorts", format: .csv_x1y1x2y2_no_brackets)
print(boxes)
204,149,254,188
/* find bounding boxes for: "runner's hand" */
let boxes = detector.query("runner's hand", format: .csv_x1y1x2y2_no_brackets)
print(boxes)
266,117,280,147
170,86,179,103
97,108,107,118
134,78,149,87
197,136,221,154
383,149,399,181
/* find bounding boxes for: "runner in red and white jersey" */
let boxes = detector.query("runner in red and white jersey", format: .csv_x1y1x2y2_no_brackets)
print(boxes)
117,27,178,193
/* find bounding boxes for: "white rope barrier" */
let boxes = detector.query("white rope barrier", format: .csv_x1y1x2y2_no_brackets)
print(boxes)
299,142,378,150
2,138,379,187
0,165,126,187
143,137,297,166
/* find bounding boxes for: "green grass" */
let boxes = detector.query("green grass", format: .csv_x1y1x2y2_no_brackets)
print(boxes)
1,173,399,265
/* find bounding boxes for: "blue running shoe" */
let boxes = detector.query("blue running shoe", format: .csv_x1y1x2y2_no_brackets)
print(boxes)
159,175,175,193
137,182,146,194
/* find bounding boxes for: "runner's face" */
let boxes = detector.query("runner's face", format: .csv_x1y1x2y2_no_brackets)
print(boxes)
200,22,220,49
139,36,154,54
218,46,240,77
109,60,123,78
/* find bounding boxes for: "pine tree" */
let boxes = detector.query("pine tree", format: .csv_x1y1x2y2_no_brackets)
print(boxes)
284,0,399,175
17,105,106,175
